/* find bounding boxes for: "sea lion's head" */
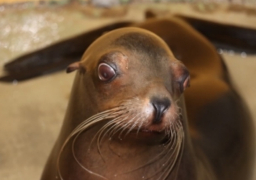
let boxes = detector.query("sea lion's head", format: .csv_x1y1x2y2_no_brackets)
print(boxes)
67,27,189,138
59,27,190,180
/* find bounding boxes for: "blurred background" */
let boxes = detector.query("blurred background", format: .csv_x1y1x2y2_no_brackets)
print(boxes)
0,0,255,180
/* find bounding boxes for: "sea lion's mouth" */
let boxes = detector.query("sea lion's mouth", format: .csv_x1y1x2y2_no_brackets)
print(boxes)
139,128,163,135
122,128,167,144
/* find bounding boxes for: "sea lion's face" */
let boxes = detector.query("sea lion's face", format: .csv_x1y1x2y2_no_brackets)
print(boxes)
75,28,190,144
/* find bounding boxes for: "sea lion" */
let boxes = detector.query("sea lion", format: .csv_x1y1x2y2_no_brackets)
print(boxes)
40,19,255,180
41,27,196,180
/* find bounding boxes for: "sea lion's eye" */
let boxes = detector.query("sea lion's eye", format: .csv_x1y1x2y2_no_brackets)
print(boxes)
173,65,190,94
98,63,116,81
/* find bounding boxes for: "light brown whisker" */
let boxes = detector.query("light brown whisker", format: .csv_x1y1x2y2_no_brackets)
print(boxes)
124,114,143,137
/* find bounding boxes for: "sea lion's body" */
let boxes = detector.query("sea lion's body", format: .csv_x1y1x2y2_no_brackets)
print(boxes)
41,17,254,180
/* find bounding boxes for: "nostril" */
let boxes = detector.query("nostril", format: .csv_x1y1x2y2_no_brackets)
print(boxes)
153,103,167,117
151,98,171,124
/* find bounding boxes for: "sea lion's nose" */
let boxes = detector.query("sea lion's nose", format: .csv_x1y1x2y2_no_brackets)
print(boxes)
151,98,171,124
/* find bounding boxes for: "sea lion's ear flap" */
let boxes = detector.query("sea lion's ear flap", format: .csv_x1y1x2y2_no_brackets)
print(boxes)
66,62,83,73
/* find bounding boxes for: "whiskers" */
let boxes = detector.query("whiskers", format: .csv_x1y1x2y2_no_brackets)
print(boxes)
57,98,184,180
57,105,127,180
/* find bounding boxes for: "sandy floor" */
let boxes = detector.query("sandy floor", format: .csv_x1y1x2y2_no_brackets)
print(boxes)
0,3,256,180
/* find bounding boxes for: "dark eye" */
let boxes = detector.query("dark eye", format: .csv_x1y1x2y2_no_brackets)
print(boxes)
98,63,116,81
